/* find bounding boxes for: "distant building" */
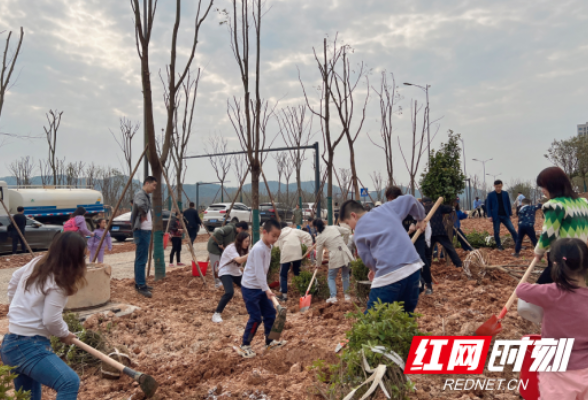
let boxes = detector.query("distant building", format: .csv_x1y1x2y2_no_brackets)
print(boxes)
578,122,588,136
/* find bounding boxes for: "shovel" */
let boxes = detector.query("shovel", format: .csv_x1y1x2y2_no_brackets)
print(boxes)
411,197,444,244
299,266,319,313
268,296,287,340
475,257,539,336
72,338,158,398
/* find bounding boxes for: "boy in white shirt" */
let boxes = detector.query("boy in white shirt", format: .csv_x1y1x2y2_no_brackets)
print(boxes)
238,219,285,358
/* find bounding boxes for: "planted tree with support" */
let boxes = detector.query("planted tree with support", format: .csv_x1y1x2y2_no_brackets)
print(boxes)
300,37,345,224
131,0,214,279
205,134,232,203
278,105,314,208
272,152,286,203
370,171,384,202
222,0,274,242
43,110,63,186
368,71,401,186
0,27,24,123
329,45,370,200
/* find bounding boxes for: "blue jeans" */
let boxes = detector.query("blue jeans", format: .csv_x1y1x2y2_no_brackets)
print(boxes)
493,216,518,247
366,270,421,314
0,334,80,400
133,229,151,287
279,259,301,294
241,286,276,346
328,266,350,297
515,225,538,254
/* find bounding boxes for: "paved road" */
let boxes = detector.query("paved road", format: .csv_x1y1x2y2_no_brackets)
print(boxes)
0,242,209,305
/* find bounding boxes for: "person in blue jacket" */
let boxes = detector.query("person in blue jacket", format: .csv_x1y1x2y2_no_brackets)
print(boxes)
453,202,473,251
485,180,518,250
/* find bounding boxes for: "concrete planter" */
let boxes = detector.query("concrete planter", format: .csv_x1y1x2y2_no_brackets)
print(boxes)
65,264,111,311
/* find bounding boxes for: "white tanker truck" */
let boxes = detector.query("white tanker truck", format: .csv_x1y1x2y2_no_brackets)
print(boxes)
0,181,105,229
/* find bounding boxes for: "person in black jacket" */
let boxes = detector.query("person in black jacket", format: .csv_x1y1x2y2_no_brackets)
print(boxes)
386,187,434,295
183,202,202,244
423,197,463,268
8,207,27,254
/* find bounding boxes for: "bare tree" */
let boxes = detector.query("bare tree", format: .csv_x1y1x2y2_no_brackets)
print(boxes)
43,110,63,185
284,154,294,207
55,157,66,186
398,100,426,196
278,105,314,208
338,168,351,202
110,117,140,198
38,160,51,186
85,163,99,189
0,27,24,123
368,71,401,186
8,156,35,186
370,171,384,201
131,0,213,278
170,69,200,206
300,37,346,224
222,0,275,240
65,161,85,187
329,45,370,200
205,133,232,202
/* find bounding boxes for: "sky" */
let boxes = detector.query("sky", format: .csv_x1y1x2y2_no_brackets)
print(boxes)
1,0,587,193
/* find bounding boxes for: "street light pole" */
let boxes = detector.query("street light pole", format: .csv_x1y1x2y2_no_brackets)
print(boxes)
487,173,501,182
404,82,431,165
473,158,493,198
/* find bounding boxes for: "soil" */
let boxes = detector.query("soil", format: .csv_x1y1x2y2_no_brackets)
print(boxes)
9,217,544,399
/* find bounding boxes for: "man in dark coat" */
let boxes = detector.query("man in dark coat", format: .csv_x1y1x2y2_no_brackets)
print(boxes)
485,180,518,251
423,197,463,269
8,206,27,254
183,202,202,243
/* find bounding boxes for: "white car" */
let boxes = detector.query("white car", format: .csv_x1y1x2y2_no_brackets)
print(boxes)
301,202,328,220
202,202,251,231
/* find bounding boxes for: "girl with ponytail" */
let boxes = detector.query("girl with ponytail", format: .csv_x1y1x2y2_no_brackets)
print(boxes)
516,238,588,399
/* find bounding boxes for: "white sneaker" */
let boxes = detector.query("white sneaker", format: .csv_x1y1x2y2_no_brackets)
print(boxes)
344,294,352,302
211,313,223,323
215,279,223,289
326,297,338,304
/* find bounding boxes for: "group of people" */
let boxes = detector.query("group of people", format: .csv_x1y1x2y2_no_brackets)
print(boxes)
2,166,588,398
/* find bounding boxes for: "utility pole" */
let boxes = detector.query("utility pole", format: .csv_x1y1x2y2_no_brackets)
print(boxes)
404,82,431,165
473,158,492,198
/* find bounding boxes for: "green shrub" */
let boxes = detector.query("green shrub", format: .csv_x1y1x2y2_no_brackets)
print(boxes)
312,301,425,399
51,312,106,374
269,244,310,283
292,269,318,295
455,230,494,248
0,365,31,399
350,258,369,282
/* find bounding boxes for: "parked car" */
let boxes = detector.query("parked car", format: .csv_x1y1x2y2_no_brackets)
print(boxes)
109,210,172,242
0,215,62,254
301,202,328,220
202,203,252,232
259,203,294,224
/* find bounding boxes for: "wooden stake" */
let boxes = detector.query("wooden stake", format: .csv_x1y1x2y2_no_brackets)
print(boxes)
92,145,149,263
157,157,206,285
146,230,154,277
0,197,35,259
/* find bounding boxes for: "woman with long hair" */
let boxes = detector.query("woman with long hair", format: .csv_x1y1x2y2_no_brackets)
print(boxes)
212,231,251,323
534,166,588,284
313,219,355,303
1,232,87,399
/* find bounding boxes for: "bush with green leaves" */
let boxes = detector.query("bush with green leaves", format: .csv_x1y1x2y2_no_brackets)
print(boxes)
292,269,318,295
350,258,369,282
51,312,106,374
312,301,425,399
453,230,495,248
0,366,30,400
269,244,309,283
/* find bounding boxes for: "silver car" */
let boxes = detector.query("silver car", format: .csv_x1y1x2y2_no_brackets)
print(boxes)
0,215,62,254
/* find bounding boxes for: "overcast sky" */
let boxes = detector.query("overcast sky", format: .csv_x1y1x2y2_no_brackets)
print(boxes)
1,0,587,193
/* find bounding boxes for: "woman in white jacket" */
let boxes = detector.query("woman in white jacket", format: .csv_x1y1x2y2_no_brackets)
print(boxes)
1,231,87,400
276,225,313,302
313,219,355,303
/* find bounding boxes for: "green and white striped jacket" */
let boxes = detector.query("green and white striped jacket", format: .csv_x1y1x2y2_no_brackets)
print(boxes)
535,197,588,256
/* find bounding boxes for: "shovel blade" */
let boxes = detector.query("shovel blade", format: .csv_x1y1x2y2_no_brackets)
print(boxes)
123,367,158,398
268,304,287,340
475,315,503,337
299,294,312,313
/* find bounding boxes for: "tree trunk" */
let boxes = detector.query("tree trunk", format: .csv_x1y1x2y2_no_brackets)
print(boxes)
327,151,334,224
296,167,302,208
348,142,360,200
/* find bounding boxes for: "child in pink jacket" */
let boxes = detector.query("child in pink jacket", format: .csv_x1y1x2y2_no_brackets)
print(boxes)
87,219,112,263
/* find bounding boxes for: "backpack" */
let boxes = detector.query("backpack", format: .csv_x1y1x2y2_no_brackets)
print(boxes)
63,218,79,232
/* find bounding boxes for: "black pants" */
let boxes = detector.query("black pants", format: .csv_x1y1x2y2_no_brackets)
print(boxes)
536,256,553,284
454,228,473,251
427,235,462,268
279,259,302,294
11,235,25,254
170,237,182,263
414,235,432,285
188,228,198,244
514,225,538,254
216,275,242,313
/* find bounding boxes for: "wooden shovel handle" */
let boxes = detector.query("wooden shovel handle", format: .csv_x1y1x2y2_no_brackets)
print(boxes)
498,257,539,319
305,267,319,295
302,243,317,259
271,296,280,308
411,197,444,244
72,338,125,372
